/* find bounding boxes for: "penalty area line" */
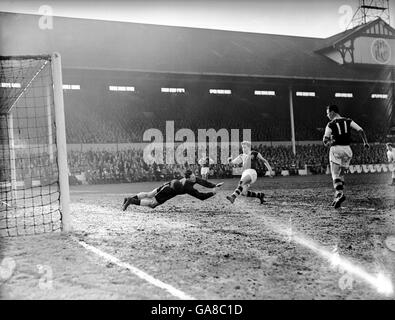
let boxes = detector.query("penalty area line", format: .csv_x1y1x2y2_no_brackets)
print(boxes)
72,236,196,300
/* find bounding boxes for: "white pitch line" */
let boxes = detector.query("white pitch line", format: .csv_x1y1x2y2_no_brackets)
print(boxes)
73,237,196,300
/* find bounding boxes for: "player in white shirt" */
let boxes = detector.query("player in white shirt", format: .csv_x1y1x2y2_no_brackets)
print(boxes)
323,105,369,208
386,143,395,186
226,141,274,204
198,156,215,180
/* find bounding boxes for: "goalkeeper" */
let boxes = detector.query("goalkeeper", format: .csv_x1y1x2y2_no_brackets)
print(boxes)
122,169,224,210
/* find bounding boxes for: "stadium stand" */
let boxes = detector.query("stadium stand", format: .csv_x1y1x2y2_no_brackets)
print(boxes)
66,144,390,185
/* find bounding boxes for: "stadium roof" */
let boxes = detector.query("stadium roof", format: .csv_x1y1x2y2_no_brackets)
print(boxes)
0,12,394,83
317,18,395,52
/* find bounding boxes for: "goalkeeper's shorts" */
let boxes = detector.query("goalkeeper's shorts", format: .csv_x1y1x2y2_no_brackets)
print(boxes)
154,184,178,204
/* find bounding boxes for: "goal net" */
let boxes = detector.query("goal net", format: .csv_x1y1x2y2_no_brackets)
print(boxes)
0,54,70,236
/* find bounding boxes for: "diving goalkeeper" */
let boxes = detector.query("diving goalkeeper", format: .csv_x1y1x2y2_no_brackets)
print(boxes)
122,169,224,210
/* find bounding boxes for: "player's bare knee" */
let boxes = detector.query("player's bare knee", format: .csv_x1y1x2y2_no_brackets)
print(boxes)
148,200,159,208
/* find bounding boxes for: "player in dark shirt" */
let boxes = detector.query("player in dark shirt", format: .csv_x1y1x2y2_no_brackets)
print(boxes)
122,169,224,210
323,104,369,208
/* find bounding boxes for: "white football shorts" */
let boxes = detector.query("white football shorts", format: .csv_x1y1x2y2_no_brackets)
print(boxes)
329,145,353,168
241,169,257,184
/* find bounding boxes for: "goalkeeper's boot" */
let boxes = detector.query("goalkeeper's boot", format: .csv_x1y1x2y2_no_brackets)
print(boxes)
122,196,138,211
226,195,235,204
332,193,346,209
259,193,266,204
122,197,131,211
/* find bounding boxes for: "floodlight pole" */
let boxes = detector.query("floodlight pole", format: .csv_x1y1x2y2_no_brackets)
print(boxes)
288,86,296,155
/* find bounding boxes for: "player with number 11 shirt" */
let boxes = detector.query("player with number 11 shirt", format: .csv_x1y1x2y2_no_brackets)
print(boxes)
323,104,369,208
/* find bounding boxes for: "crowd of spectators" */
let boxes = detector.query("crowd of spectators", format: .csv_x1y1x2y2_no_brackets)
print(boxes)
67,148,234,184
65,114,389,144
66,143,390,184
64,99,389,144
65,117,294,144
0,143,391,186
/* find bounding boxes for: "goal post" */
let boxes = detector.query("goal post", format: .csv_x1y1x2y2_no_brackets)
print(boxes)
51,53,71,232
0,53,71,236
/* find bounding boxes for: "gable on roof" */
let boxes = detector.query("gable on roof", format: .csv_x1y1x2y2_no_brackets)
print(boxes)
317,18,395,65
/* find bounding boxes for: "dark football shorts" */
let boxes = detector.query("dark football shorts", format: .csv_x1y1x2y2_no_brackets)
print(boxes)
154,184,178,204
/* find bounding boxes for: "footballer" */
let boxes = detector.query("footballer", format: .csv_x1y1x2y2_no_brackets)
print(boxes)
323,104,369,208
386,143,395,186
198,155,215,180
122,169,224,210
226,141,274,204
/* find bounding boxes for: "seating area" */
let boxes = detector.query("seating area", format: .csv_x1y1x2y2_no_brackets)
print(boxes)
60,92,393,184
66,143,392,184
63,89,389,144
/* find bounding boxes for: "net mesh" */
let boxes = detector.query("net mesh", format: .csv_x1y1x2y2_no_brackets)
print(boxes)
0,56,62,236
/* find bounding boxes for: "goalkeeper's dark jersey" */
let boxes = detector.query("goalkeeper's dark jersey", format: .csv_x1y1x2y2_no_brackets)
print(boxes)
179,177,216,200
327,118,353,146
154,177,216,204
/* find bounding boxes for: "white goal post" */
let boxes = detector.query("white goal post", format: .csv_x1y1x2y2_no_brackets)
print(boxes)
52,52,71,232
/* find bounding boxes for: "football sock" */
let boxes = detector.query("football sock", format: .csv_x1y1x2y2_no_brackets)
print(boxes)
231,185,243,198
333,178,344,196
246,191,263,198
131,197,141,205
